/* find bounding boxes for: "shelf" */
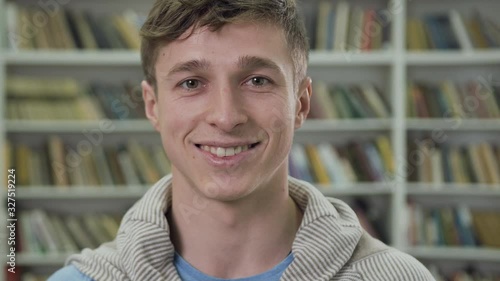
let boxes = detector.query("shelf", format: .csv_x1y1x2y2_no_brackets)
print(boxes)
298,118,392,132
3,50,395,66
16,186,148,200
15,253,70,266
315,182,394,197
407,183,500,197
6,120,154,133
309,50,393,66
406,119,500,131
406,247,500,262
6,119,391,133
406,50,500,65
4,50,140,66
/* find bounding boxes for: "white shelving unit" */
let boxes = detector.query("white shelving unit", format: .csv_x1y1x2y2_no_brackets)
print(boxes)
1,0,500,279
406,247,500,263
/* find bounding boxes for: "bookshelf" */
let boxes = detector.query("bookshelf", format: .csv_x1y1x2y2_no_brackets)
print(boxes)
1,0,500,279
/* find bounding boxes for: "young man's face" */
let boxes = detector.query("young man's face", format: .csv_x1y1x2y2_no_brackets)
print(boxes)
143,22,311,202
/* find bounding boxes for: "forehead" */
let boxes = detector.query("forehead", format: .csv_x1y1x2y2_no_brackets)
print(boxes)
155,22,294,76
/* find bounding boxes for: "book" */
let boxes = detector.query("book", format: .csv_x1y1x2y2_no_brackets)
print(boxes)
478,143,500,184
455,205,477,246
30,209,59,253
65,215,98,249
466,19,490,49
316,143,346,184
100,214,121,239
82,215,113,244
304,144,330,184
333,1,350,51
127,140,161,184
65,10,98,49
472,210,500,248
113,13,141,50
152,144,172,175
440,207,460,246
315,0,332,50
117,149,142,185
105,147,127,186
290,144,314,183
347,141,377,181
360,10,376,51
47,136,70,187
375,135,394,176
48,214,79,253
19,212,42,253
347,6,364,51
92,146,115,186
15,144,31,186
449,10,473,50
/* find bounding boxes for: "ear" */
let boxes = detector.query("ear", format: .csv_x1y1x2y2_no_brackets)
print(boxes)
142,80,160,132
294,77,312,129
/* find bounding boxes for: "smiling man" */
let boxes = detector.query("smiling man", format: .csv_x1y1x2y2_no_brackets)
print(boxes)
48,1,434,280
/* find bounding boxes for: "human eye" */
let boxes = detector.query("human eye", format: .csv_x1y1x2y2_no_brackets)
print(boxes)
245,76,272,87
179,79,202,90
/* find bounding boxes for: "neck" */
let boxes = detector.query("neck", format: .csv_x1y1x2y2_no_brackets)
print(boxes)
168,172,302,279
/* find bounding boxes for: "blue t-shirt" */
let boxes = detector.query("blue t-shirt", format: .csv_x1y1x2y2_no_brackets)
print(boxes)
47,264,95,281
174,252,294,281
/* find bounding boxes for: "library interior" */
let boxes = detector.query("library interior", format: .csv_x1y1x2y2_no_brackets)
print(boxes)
1,0,500,280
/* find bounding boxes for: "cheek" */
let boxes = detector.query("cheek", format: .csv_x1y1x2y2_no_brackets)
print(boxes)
266,100,296,133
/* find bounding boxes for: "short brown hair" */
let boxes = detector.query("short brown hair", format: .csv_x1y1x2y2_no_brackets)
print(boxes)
140,0,309,89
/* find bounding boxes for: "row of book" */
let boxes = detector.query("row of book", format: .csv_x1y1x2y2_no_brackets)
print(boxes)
7,77,145,120
18,209,121,254
7,137,170,187
407,140,500,185
428,265,500,281
309,82,391,119
407,81,500,119
309,1,391,51
407,203,500,248
6,3,143,50
289,136,394,184
407,11,500,50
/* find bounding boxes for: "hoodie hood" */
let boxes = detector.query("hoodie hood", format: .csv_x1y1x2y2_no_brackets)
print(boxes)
68,174,363,281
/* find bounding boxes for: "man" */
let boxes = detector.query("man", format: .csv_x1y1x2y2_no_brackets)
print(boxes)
49,0,435,280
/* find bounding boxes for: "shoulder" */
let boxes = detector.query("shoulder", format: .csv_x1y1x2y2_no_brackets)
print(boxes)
348,232,435,281
47,264,96,281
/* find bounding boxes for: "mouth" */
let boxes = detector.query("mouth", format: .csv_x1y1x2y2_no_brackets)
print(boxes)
195,142,261,157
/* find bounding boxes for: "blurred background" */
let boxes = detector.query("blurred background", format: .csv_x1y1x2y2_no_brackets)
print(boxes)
1,0,500,280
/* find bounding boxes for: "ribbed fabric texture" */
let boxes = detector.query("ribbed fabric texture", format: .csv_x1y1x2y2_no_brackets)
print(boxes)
67,174,435,281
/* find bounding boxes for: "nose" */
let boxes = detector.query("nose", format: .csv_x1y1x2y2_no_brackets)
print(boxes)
206,85,248,132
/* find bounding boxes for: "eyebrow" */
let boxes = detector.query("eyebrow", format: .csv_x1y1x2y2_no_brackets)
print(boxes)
238,55,282,74
167,59,211,77
165,56,283,78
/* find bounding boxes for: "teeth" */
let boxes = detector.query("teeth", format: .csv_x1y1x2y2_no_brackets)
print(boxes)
199,144,254,157
225,147,235,156
217,147,225,157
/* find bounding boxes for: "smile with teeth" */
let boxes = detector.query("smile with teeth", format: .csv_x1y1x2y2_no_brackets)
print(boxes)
198,143,259,157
